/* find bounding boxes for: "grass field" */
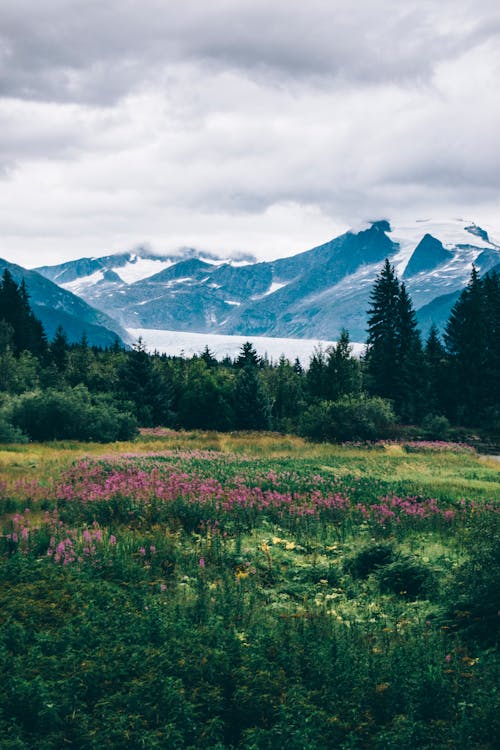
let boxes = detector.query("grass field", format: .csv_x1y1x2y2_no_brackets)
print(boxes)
0,432,499,749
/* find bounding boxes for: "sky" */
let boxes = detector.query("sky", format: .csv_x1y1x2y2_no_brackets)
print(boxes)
1,0,500,268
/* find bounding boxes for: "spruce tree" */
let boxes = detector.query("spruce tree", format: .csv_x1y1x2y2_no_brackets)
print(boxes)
365,259,401,401
235,341,260,369
306,345,327,402
325,329,361,401
0,271,47,357
51,325,69,372
424,324,448,417
482,270,500,422
394,282,425,422
234,365,271,430
444,266,486,424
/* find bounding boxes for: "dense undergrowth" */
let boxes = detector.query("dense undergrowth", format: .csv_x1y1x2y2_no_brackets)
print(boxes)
0,433,499,749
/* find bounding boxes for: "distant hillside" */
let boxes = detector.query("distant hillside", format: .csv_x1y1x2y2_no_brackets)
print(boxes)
0,258,129,347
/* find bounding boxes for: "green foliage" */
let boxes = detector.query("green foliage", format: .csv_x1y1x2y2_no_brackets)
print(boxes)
376,556,436,600
0,413,28,443
7,386,138,442
443,512,500,646
421,414,450,440
345,542,395,578
300,395,396,442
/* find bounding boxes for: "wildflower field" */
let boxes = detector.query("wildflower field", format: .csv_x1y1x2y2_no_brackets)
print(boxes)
0,432,499,749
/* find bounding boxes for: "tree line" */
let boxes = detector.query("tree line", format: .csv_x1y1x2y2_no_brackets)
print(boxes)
0,262,498,443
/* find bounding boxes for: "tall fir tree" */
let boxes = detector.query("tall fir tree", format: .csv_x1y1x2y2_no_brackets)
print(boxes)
444,266,486,424
424,324,448,417
325,329,362,402
364,259,401,402
234,364,271,430
393,282,425,422
0,271,47,357
365,261,425,421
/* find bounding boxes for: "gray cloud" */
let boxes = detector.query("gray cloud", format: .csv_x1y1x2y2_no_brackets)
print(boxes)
1,1,499,103
0,1,500,266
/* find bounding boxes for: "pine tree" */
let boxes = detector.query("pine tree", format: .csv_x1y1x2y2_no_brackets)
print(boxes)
365,261,425,421
365,259,401,401
393,282,425,422
325,329,361,401
0,271,47,357
234,365,271,430
51,325,69,372
235,341,260,369
424,324,448,416
444,266,486,424
482,270,500,422
306,345,327,402
118,338,172,426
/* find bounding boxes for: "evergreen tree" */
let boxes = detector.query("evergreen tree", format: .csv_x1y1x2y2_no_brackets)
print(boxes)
393,282,425,422
325,329,362,401
424,324,448,417
306,345,328,402
200,345,218,369
444,266,486,424
264,354,304,431
118,338,172,426
51,325,69,372
365,261,425,421
0,271,47,357
365,259,400,402
482,270,500,423
235,341,260,369
234,365,271,430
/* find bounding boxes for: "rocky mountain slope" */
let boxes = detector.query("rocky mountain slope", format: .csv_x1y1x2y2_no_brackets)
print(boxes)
0,259,128,347
35,219,500,342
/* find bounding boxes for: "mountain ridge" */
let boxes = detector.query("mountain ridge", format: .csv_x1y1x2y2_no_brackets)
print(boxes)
34,219,500,342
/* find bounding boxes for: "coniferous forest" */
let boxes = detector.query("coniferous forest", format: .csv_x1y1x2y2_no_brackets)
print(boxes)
0,262,498,446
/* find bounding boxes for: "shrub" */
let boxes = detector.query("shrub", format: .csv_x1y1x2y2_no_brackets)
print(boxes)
299,395,396,442
344,543,395,579
421,414,450,440
443,512,500,646
8,386,138,442
0,413,28,444
376,556,436,600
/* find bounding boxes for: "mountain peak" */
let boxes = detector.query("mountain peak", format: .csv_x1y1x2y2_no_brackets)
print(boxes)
403,233,453,277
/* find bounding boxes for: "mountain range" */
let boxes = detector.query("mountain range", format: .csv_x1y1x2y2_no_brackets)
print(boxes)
33,218,500,343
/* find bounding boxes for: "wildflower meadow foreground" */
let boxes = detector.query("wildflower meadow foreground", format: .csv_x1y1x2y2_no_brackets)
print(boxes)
0,432,499,749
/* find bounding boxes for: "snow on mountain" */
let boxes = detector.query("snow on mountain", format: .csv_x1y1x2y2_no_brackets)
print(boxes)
114,257,175,284
35,218,500,343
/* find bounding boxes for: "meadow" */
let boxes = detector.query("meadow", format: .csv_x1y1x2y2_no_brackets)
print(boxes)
0,431,499,749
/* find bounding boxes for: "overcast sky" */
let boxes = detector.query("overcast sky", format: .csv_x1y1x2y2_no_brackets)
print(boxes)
1,0,499,267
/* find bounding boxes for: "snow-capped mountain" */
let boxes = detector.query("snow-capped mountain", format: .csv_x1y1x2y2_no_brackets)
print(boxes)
35,219,500,342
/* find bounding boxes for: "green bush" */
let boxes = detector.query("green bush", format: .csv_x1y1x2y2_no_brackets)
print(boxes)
344,542,395,578
421,414,451,440
7,386,138,442
0,413,28,443
443,512,500,646
299,395,396,442
376,556,436,600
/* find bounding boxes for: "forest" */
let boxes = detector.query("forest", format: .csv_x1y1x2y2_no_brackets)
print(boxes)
0,260,498,446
